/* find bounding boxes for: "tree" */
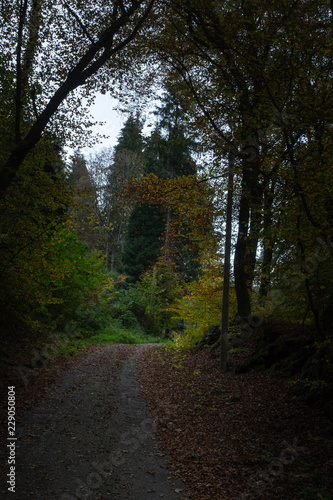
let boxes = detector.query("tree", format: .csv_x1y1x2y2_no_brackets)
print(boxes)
121,201,165,281
0,137,71,329
121,88,201,282
0,0,156,200
145,88,197,179
147,0,271,316
148,0,333,332
220,150,234,372
69,151,105,251
104,114,145,270
114,113,145,157
122,172,216,279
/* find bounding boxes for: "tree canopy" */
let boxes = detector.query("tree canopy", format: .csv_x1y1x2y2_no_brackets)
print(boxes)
0,0,156,198
0,0,332,387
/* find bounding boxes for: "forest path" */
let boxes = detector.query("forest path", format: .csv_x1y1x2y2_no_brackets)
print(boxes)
1,344,186,500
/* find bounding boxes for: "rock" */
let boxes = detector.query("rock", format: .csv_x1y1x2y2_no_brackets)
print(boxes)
195,325,221,350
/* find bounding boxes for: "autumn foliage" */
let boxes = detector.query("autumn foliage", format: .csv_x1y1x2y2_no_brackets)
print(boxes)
122,173,216,257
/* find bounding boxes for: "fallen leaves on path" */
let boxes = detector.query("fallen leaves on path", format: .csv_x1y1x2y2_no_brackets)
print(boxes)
137,346,333,500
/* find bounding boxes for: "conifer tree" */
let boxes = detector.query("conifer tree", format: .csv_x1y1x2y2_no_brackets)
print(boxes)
144,89,196,179
121,202,165,281
105,114,145,270
69,151,104,250
121,89,199,282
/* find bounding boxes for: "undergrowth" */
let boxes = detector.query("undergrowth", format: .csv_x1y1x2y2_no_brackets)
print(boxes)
54,319,167,358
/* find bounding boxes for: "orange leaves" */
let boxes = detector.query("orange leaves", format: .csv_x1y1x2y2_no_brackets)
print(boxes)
122,173,215,253
122,173,166,205
123,173,197,208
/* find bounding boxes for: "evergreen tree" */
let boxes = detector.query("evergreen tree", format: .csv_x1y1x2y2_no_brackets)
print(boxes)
121,89,200,282
104,114,145,270
121,203,165,281
144,90,196,179
113,113,144,157
69,152,103,250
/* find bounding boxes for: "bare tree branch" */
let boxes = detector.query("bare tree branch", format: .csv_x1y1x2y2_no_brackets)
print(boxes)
1,0,156,200
15,0,29,142
63,1,95,44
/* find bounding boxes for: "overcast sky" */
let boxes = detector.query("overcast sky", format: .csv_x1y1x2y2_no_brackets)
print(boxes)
75,84,163,161
77,89,160,160
80,93,126,157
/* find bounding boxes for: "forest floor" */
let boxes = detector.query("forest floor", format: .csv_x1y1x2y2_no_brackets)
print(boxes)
0,335,332,500
138,343,333,500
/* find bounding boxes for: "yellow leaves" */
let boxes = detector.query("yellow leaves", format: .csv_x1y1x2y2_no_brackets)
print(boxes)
172,330,202,351
115,274,127,284
168,250,237,350
121,173,216,255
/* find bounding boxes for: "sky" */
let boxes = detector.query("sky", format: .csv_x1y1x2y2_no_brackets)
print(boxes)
80,93,126,157
79,91,160,159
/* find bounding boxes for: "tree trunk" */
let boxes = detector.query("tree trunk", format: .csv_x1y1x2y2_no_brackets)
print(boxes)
297,219,323,339
244,195,262,292
234,165,251,317
220,150,234,372
259,180,276,298
234,145,263,316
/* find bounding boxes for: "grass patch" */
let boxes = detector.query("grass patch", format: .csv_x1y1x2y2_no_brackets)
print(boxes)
53,318,167,359
87,319,163,345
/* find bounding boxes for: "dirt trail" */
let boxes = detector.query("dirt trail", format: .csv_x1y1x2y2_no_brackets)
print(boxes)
1,344,186,500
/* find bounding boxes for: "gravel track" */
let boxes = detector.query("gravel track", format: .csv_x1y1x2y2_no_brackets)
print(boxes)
1,344,186,500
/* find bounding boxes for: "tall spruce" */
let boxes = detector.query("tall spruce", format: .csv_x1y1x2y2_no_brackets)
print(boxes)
105,114,145,271
121,202,165,281
121,89,199,282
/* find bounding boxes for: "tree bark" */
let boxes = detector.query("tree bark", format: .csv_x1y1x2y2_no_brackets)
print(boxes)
244,177,262,292
234,140,263,316
220,150,234,372
259,179,276,298
234,165,251,317
15,0,29,142
0,0,155,200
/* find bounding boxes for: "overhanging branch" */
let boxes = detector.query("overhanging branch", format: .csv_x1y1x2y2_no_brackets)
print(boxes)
1,0,156,200
63,2,95,44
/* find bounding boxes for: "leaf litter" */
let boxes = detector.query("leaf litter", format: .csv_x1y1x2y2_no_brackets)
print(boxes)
137,346,333,500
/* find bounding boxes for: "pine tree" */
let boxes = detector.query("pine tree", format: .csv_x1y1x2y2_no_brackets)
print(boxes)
69,151,101,250
121,89,200,282
114,113,144,157
121,202,165,281
105,114,145,270
144,90,196,179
